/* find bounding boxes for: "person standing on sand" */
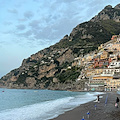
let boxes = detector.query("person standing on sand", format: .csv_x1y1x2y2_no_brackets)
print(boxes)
115,97,119,108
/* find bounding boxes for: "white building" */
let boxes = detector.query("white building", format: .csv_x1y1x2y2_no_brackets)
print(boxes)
101,68,120,76
108,61,120,68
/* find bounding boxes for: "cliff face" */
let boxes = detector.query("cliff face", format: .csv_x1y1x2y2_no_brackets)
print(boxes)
1,4,120,90
0,47,77,90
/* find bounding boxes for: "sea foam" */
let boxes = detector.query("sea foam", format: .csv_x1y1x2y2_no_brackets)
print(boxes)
0,90,104,120
0,97,73,120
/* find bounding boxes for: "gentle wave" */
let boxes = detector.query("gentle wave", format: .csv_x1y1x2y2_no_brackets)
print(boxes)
0,92,104,120
0,97,73,120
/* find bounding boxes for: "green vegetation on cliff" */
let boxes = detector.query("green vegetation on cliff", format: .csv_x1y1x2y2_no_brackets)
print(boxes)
100,20,120,35
56,66,82,83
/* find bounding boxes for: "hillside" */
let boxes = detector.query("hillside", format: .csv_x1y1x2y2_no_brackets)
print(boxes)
0,4,120,90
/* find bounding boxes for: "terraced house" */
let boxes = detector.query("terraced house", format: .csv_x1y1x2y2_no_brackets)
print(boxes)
88,35,120,91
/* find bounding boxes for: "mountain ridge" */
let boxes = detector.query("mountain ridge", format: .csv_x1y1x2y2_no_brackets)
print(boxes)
0,4,120,90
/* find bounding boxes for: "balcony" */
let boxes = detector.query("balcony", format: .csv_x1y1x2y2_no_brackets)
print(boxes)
89,83,104,87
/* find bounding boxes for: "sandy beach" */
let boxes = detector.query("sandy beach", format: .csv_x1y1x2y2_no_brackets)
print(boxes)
50,92,120,120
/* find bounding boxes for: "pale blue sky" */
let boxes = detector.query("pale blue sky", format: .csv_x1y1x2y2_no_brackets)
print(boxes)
0,0,120,78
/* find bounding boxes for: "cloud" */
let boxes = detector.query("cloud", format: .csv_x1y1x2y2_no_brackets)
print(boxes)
7,9,18,14
16,24,26,30
2,30,13,35
29,20,41,30
4,21,13,26
3,0,120,48
55,0,78,3
33,0,39,2
0,41,5,46
24,11,34,19
22,30,33,36
16,30,33,38
18,18,27,22
12,0,86,42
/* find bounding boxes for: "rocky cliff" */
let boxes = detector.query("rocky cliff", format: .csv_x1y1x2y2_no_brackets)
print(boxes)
1,4,120,90
91,4,120,22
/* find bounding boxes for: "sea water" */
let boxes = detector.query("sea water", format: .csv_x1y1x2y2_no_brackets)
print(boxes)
0,88,103,120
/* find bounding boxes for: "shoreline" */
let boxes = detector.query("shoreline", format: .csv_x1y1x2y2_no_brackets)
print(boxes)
50,92,120,120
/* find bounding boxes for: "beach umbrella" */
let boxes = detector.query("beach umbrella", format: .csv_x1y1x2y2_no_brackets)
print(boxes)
94,104,97,110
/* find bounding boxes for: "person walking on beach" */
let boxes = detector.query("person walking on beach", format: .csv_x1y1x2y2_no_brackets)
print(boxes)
115,97,119,108
97,95,100,103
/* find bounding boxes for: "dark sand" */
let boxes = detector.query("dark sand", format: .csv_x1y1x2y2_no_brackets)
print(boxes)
50,92,120,120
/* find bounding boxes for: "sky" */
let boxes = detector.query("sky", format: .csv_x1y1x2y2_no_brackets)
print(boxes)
0,0,120,78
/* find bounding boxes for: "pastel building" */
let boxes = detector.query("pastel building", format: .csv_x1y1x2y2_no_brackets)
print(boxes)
109,54,117,61
111,35,118,40
98,44,104,50
100,51,108,59
102,68,120,76
111,44,120,51
86,69,103,77
106,76,120,89
94,58,110,68
89,75,113,91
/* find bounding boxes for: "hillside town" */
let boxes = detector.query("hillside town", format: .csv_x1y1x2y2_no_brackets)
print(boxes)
73,35,120,91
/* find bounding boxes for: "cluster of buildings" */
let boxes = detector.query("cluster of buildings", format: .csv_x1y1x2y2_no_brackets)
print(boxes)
74,35,120,91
